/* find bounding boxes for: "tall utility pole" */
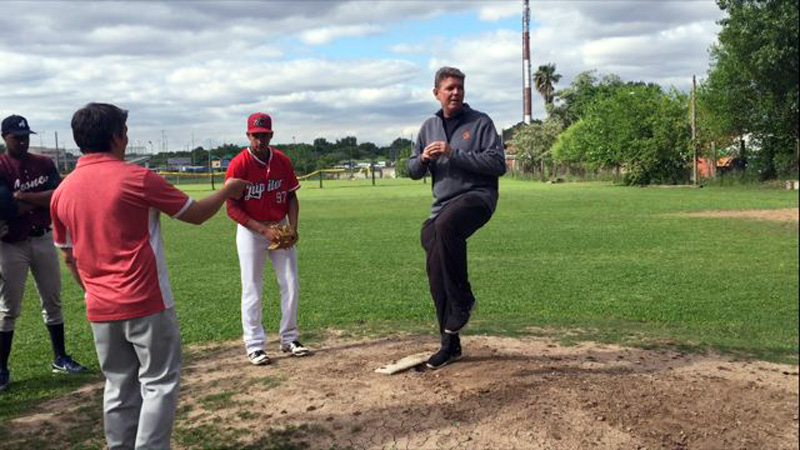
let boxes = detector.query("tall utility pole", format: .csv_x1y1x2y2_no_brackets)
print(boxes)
54,131,61,173
522,0,533,124
691,75,698,186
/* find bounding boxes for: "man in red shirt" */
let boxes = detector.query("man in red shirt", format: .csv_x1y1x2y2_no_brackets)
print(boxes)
51,103,248,449
226,113,309,365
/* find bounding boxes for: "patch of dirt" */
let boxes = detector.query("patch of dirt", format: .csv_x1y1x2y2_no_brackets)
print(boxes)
4,334,799,449
677,208,798,222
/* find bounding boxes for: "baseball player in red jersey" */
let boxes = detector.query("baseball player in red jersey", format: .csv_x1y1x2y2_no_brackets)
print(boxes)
226,113,310,365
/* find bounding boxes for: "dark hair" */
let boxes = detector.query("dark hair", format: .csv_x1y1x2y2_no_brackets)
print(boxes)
434,66,465,89
71,103,128,154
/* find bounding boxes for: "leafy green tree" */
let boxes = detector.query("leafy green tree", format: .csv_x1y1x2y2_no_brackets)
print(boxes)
388,137,413,162
358,142,380,160
278,143,316,174
534,63,562,107
191,146,209,166
564,84,691,185
510,116,564,180
551,71,624,127
701,0,799,178
394,141,415,178
551,119,591,169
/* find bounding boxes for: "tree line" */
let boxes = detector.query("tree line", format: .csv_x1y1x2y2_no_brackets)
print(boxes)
511,0,798,185
142,136,414,175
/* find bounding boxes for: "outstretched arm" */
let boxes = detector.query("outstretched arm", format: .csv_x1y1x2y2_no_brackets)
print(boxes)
178,178,250,225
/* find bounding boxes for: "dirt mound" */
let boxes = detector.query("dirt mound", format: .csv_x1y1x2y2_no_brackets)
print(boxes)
4,334,799,449
678,208,798,222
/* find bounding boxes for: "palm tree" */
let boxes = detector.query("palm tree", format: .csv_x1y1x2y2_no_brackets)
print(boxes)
534,63,562,106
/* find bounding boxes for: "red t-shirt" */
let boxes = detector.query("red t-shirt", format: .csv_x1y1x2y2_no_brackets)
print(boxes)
50,153,193,322
225,147,299,224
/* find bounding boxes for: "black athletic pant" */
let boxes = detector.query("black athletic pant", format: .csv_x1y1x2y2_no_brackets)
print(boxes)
421,192,493,335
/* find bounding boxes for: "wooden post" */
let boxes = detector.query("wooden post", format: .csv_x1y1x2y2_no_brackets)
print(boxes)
711,141,717,179
209,155,215,191
540,159,545,182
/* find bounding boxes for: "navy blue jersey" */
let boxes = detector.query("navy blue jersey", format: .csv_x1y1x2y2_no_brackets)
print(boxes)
0,182,16,221
0,153,60,242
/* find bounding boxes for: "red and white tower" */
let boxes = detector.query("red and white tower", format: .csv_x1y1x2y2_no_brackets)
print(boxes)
522,0,533,124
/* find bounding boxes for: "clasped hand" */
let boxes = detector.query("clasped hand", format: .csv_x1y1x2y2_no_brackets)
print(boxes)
421,141,451,162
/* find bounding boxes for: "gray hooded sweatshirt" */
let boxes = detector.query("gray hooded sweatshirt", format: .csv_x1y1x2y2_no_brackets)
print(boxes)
407,104,506,218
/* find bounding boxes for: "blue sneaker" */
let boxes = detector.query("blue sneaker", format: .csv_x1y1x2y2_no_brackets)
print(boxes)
52,355,87,374
0,369,9,391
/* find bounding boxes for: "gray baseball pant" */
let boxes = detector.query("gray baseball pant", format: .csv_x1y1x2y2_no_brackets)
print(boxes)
0,232,63,332
91,307,182,450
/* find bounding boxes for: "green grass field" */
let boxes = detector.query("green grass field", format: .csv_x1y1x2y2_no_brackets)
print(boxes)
1,179,798,422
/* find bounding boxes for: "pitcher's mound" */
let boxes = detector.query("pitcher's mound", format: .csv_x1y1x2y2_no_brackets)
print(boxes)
5,334,799,449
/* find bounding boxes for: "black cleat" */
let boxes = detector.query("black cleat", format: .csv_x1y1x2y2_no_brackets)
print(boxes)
425,349,463,370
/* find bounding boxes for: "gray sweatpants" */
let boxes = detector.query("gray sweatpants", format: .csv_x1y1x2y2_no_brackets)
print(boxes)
91,308,182,450
0,232,63,332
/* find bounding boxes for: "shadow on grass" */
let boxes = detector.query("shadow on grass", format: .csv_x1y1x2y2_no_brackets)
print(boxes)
174,422,350,450
0,370,100,422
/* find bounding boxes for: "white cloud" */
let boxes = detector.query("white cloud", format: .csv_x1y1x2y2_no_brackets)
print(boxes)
0,1,725,149
389,43,429,54
479,3,521,22
299,24,382,45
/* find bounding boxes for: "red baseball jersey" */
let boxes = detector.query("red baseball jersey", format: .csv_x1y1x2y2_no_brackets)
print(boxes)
225,147,300,224
50,153,193,322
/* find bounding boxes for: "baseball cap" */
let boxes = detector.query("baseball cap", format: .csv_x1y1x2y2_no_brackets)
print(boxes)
247,113,273,134
1,115,37,137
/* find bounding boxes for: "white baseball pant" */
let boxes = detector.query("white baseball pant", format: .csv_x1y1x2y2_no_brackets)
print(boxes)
236,224,299,354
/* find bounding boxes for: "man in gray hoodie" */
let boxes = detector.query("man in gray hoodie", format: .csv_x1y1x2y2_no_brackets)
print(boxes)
407,67,506,369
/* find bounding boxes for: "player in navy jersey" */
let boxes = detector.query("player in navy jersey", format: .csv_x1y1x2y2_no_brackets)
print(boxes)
0,114,86,392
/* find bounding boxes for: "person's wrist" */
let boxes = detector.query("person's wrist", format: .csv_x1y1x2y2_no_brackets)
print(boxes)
223,184,238,198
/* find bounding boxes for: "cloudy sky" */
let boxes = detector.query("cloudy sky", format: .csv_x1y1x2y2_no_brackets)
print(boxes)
0,0,724,151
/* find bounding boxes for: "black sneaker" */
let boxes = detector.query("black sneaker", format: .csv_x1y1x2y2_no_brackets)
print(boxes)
52,355,87,374
280,340,311,357
425,349,463,370
0,370,9,391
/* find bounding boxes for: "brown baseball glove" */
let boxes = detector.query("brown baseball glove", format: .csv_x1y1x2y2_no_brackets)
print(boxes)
268,224,297,250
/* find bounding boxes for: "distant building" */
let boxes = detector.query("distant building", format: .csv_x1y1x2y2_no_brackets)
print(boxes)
211,158,231,171
697,156,736,179
125,155,152,168
167,157,192,172
28,146,78,172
